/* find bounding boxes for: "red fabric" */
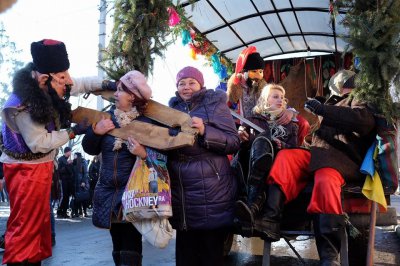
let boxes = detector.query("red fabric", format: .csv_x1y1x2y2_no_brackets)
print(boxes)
233,46,257,84
268,149,311,203
43,39,62,45
268,149,344,214
296,115,310,146
3,162,53,264
307,168,344,214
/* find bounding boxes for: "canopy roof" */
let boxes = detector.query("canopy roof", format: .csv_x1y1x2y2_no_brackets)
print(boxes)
174,0,349,62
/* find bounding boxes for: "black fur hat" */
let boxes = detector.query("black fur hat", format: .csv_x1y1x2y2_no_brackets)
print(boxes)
243,52,265,71
31,39,70,74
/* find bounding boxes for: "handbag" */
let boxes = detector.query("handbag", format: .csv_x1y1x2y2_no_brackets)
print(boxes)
122,148,172,221
133,217,173,249
75,187,90,203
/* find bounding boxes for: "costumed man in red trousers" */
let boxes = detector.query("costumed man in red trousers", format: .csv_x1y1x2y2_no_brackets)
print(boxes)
246,71,377,265
0,39,114,266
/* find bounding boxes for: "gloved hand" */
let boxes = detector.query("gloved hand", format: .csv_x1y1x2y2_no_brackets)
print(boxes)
101,80,117,91
71,118,90,136
304,99,325,116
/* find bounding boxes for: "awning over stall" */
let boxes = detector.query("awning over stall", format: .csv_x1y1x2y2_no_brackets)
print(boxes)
174,0,349,61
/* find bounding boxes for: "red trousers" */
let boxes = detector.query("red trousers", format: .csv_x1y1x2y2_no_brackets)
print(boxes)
3,161,53,264
268,149,345,214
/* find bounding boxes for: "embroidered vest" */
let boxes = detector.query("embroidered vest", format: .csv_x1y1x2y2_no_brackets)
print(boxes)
1,93,55,160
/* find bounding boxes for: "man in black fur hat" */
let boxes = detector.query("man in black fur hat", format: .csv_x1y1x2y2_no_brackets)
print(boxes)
0,39,114,266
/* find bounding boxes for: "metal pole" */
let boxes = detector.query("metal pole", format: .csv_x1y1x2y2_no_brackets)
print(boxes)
366,201,377,266
97,0,107,110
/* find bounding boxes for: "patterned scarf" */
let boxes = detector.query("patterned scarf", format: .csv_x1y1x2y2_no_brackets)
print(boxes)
262,107,288,140
113,107,140,151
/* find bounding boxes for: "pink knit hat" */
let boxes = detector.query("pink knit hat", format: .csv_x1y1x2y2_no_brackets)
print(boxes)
176,66,204,88
120,70,152,100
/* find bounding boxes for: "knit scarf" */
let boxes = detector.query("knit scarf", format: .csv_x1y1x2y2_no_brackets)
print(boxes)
113,107,140,151
261,107,283,120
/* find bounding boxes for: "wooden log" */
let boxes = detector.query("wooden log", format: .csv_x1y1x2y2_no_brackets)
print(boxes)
71,104,198,150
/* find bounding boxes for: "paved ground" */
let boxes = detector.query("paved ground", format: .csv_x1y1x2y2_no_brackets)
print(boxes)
0,195,399,265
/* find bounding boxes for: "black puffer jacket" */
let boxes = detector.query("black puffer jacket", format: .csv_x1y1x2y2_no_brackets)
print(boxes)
82,106,149,229
168,88,240,230
309,94,376,181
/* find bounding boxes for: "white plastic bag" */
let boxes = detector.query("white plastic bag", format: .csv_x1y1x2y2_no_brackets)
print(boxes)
133,218,173,249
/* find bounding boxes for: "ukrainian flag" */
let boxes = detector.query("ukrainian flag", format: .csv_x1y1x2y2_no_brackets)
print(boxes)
361,141,387,210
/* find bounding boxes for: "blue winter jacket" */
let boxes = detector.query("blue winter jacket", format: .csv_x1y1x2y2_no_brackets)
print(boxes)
168,88,240,230
82,106,150,229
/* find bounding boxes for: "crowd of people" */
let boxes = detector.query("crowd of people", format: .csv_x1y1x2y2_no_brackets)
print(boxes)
0,39,386,266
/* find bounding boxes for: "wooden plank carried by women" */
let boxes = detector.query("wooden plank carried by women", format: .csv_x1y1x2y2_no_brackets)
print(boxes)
90,90,198,137
144,99,198,136
71,102,198,150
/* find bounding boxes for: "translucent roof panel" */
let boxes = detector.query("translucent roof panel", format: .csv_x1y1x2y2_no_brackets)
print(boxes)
175,0,350,60
305,35,336,52
292,0,329,9
262,13,285,36
279,11,301,34
273,0,292,9
252,0,274,12
205,28,242,52
231,17,271,43
208,0,255,22
182,1,224,31
297,11,332,34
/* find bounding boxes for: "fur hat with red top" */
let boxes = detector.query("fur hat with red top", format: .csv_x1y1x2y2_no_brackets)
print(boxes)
120,70,152,100
233,46,265,84
30,39,70,74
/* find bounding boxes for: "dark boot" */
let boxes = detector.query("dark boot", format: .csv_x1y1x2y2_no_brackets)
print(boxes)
112,251,120,266
235,134,274,224
248,133,274,185
254,184,285,242
235,184,266,225
313,214,346,266
120,251,142,266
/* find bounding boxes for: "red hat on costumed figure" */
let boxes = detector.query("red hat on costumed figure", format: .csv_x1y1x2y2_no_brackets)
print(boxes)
233,46,265,85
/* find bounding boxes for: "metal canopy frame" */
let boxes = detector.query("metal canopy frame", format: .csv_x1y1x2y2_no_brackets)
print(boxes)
175,0,349,62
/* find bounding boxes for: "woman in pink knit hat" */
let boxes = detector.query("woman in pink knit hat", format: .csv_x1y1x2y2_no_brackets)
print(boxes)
82,70,153,266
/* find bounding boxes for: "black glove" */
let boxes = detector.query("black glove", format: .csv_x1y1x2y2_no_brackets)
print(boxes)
304,99,325,116
71,118,90,136
101,80,117,91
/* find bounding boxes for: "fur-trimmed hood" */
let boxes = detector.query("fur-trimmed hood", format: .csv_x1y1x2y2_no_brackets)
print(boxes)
226,74,267,103
11,63,55,124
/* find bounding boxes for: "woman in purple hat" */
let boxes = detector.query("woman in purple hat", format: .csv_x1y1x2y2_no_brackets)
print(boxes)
167,66,240,266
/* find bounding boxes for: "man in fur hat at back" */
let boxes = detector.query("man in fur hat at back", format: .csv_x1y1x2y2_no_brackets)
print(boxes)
0,39,115,266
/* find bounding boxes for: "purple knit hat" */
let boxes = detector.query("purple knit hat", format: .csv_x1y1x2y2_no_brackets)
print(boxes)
176,66,204,88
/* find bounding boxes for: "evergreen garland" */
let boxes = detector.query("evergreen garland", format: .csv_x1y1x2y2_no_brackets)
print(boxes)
339,0,400,120
100,0,173,79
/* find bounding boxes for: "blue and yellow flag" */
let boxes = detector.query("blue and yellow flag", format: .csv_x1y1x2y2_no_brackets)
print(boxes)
360,142,387,210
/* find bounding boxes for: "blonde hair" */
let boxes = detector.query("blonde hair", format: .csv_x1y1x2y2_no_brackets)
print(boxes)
253,84,286,114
